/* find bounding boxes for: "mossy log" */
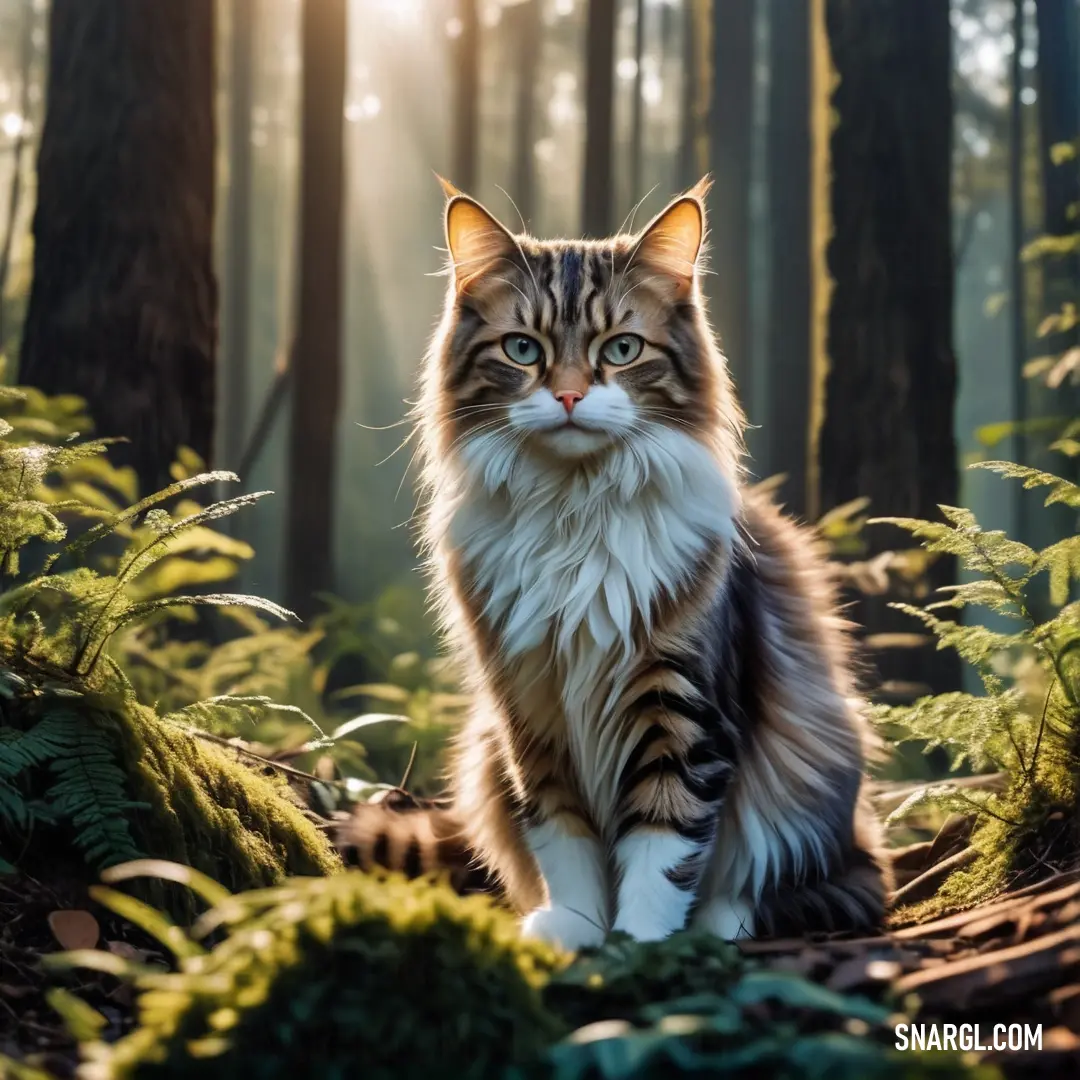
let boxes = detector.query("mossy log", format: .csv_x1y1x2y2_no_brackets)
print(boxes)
0,657,341,917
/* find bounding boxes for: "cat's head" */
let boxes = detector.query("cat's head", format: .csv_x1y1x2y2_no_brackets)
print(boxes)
420,177,743,473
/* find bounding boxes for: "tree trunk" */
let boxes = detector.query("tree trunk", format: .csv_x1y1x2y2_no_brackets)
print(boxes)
814,0,959,696
453,0,480,192
677,2,697,191
510,0,541,226
284,0,346,619
704,0,755,404
1035,0,1080,251
18,0,217,496
0,0,34,357
1035,0,1079,355
221,0,256,472
582,0,617,237
761,0,811,516
629,0,646,204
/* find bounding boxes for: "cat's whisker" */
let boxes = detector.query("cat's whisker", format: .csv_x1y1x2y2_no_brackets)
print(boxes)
618,183,659,237
376,424,420,470
495,184,530,236
356,416,413,432
490,275,531,308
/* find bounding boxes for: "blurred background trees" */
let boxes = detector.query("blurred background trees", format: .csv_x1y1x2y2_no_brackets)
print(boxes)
0,0,1077,745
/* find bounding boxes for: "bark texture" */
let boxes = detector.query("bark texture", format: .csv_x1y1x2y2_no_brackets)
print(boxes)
705,0,755,406
19,0,217,495
582,0,617,237
284,0,346,618
818,0,959,695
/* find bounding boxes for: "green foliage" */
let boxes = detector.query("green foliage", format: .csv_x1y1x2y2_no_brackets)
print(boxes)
45,868,991,1080
70,869,566,1080
0,691,147,868
0,382,340,895
872,464,1080,912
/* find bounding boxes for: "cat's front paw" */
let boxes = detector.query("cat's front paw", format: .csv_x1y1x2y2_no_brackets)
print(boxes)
521,905,605,951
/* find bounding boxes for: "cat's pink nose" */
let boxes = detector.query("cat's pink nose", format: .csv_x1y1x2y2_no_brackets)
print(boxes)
554,389,583,414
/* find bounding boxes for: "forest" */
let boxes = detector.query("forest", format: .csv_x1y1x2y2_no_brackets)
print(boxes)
0,0,1079,1077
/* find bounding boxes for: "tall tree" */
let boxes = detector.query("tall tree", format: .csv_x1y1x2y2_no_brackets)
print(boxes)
629,0,646,203
1035,0,1080,352
221,0,256,472
704,0,755,404
0,0,34,356
19,0,217,495
582,0,617,237
453,0,480,192
761,0,811,516
284,0,346,618
510,0,541,226
811,0,959,695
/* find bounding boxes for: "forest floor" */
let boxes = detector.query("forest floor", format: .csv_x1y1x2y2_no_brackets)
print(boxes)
0,873,154,1077
3,818,1080,1078
741,867,1080,1079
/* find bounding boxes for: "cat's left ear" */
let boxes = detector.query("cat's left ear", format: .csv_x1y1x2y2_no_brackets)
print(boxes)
633,176,711,297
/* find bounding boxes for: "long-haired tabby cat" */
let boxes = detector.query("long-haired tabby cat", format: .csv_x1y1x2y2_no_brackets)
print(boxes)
338,177,891,949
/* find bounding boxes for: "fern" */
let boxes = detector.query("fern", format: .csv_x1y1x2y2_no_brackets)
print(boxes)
42,712,149,867
164,694,322,737
0,702,146,870
878,464,1080,909
0,380,339,883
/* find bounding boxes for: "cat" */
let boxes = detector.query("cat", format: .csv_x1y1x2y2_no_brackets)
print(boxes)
337,176,891,949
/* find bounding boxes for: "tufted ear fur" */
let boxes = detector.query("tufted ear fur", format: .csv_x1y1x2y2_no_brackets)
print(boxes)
437,175,517,294
632,176,711,298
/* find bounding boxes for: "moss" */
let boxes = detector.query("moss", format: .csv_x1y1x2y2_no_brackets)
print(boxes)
893,757,1079,924
0,659,340,911
71,873,993,1080
83,871,567,1080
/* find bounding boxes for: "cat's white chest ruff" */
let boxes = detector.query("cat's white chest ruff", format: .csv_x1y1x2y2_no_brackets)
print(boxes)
446,429,738,815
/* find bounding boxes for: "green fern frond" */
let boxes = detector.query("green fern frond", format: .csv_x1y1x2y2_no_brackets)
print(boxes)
872,689,1025,771
42,712,148,868
867,515,952,543
63,469,243,560
0,707,146,869
0,774,29,827
166,695,321,736
871,509,1037,575
972,460,1080,506
1033,535,1080,606
887,603,1024,667
926,579,1026,617
885,782,1006,827
118,593,296,629
0,710,83,778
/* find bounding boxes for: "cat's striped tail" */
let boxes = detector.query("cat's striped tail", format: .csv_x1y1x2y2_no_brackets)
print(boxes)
333,789,501,898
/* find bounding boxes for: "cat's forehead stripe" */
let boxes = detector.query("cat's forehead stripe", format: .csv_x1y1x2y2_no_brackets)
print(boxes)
560,249,584,324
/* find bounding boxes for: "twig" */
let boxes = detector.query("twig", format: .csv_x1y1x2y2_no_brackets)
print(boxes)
399,740,418,790
177,722,346,789
1026,678,1055,784
237,344,293,478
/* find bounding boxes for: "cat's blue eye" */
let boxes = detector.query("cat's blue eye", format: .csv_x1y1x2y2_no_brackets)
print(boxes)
502,333,543,366
600,333,644,366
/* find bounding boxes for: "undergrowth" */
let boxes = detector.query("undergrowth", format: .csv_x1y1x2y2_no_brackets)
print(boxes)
875,462,1080,916
0,375,339,899
34,865,994,1080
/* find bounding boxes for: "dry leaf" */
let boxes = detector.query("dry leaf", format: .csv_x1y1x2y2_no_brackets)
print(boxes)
48,909,100,951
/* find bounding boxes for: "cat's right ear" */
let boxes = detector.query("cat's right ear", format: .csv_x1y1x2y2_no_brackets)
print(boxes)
438,178,517,293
